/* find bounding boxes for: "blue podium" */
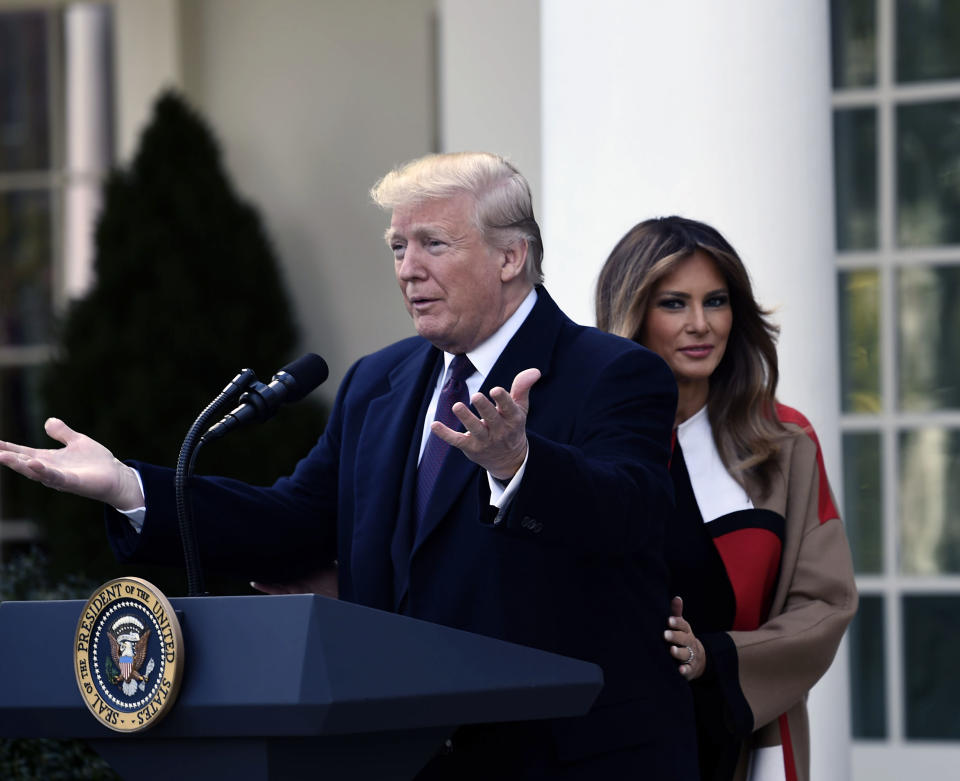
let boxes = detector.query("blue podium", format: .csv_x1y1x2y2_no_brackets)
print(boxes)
0,593,603,780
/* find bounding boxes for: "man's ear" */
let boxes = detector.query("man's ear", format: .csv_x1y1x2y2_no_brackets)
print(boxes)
499,239,529,283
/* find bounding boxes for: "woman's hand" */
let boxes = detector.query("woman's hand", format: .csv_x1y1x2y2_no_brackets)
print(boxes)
664,596,706,680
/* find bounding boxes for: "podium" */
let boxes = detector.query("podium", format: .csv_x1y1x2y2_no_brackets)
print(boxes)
0,593,603,780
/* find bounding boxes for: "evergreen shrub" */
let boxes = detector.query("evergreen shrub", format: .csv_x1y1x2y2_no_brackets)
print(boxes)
30,90,327,595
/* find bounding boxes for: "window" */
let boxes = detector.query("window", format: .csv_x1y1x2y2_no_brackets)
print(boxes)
832,0,960,769
0,3,112,561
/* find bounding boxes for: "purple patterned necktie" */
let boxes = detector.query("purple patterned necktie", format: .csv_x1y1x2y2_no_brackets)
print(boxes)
415,354,475,525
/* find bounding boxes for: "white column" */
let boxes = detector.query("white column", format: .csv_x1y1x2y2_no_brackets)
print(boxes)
63,3,112,299
541,2,850,780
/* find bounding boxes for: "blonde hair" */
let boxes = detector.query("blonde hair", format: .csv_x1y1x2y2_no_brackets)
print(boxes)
596,216,787,494
371,152,543,285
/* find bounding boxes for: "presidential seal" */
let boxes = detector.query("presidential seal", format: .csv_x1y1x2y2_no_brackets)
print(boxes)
74,577,184,732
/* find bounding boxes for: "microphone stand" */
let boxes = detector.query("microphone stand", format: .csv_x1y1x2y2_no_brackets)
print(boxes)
175,369,257,597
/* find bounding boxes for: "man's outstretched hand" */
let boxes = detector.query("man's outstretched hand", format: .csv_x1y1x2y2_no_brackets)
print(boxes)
0,417,144,510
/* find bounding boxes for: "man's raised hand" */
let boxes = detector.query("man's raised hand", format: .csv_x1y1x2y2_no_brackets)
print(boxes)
431,367,541,481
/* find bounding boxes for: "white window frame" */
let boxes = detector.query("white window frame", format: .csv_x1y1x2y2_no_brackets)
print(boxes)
833,0,960,776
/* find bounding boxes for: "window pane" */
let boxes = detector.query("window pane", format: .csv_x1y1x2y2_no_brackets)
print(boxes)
842,432,883,572
831,0,877,88
897,100,960,247
834,109,878,250
0,10,50,172
838,269,881,412
849,594,886,738
0,189,53,347
896,0,960,82
899,428,960,574
898,266,960,411
903,595,960,738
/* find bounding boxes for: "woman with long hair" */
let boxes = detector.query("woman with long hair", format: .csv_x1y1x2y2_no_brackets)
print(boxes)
596,216,857,781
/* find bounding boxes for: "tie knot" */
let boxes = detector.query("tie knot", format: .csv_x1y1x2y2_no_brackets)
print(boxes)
447,354,475,386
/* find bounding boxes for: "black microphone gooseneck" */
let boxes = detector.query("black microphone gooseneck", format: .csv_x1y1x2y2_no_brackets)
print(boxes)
176,368,258,597
175,353,329,596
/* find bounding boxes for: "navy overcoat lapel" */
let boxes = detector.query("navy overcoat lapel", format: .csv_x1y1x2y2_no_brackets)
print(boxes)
352,341,439,609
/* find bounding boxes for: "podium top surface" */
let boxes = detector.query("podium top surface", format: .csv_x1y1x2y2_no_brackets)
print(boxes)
0,594,603,739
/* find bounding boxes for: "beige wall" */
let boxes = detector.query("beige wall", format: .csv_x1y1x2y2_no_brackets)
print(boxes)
439,0,540,201
114,0,436,397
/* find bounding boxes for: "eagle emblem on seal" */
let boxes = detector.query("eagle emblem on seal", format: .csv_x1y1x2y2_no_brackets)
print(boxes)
107,616,154,696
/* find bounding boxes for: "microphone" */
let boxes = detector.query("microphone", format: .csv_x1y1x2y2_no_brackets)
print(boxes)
201,353,328,442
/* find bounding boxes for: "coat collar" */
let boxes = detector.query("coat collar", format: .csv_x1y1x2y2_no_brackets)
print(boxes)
480,285,564,395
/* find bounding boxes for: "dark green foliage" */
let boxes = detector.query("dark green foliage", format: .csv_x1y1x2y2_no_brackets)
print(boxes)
0,546,94,601
0,737,118,780
30,90,327,594
0,550,119,780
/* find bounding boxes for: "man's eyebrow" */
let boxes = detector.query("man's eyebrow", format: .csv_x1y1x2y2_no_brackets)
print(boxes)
384,225,422,245
385,223,450,244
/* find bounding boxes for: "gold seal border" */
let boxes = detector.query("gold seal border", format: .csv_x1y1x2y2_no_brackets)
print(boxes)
74,577,185,733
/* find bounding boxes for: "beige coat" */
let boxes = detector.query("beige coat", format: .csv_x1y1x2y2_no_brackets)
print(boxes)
723,407,859,781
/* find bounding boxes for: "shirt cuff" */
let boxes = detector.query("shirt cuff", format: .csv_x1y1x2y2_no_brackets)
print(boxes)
116,469,147,533
487,448,529,509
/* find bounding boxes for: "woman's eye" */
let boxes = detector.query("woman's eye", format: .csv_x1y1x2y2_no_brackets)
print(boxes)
706,295,729,307
658,298,684,310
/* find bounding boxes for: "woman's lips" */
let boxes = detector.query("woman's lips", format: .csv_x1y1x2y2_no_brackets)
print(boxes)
679,345,713,358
